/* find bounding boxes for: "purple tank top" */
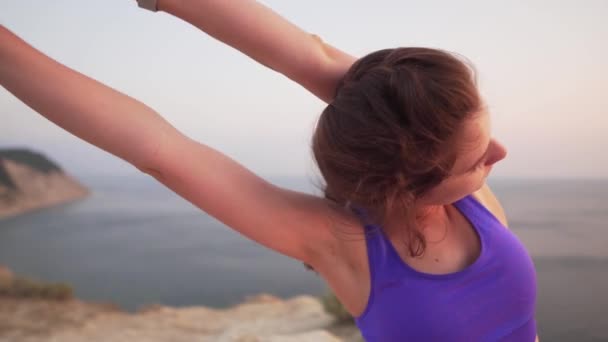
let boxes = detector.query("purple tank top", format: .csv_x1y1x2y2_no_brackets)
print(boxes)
353,194,537,341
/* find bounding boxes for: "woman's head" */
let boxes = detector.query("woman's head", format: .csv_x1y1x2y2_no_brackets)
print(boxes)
311,47,506,256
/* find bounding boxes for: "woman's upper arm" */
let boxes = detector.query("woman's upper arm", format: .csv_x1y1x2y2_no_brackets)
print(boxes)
139,131,337,266
296,35,357,103
159,0,356,103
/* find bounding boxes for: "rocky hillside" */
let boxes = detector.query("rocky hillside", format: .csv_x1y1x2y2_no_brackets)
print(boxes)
0,266,362,342
0,148,89,219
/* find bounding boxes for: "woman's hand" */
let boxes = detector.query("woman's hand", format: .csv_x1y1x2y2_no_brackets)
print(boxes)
153,0,356,103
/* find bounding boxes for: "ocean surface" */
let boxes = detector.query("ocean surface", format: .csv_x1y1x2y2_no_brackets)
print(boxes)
0,175,607,341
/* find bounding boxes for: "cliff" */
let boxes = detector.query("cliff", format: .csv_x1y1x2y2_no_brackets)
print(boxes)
0,266,362,342
0,148,89,219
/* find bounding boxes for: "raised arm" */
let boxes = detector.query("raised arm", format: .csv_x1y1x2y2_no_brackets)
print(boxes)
155,0,357,103
0,26,169,170
0,25,340,269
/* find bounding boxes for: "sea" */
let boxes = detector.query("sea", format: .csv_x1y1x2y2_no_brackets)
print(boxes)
0,175,606,342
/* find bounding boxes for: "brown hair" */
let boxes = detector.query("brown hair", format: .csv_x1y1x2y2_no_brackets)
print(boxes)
312,47,481,257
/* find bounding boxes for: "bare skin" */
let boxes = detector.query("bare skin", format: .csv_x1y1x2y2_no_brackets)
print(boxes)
153,0,523,322
1,1,538,339
154,4,537,339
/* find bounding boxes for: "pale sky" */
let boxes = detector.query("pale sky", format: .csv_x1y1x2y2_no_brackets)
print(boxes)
1,0,607,179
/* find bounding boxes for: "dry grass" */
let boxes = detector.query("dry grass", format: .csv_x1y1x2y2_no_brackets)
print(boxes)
0,274,73,301
320,291,354,324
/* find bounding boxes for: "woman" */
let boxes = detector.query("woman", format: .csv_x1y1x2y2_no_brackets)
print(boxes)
0,1,539,340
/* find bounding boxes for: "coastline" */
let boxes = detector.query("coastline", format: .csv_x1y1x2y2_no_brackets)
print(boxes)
0,150,89,220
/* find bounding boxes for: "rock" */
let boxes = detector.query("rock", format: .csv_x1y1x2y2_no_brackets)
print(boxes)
0,260,365,341
0,292,366,342
234,330,342,342
0,265,14,287
0,149,89,219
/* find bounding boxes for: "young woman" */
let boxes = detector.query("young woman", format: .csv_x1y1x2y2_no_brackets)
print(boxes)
0,1,539,340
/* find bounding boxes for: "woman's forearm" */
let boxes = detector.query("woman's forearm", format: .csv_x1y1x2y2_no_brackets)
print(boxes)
157,0,356,103
0,26,175,170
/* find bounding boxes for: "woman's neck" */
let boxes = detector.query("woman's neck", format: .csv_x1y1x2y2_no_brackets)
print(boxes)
383,204,452,243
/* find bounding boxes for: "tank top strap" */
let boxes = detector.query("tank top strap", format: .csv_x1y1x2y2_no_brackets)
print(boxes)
354,195,538,340
349,204,382,236
354,195,499,285
453,194,506,231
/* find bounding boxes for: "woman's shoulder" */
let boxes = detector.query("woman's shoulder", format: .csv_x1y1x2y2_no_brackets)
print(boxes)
471,183,509,228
